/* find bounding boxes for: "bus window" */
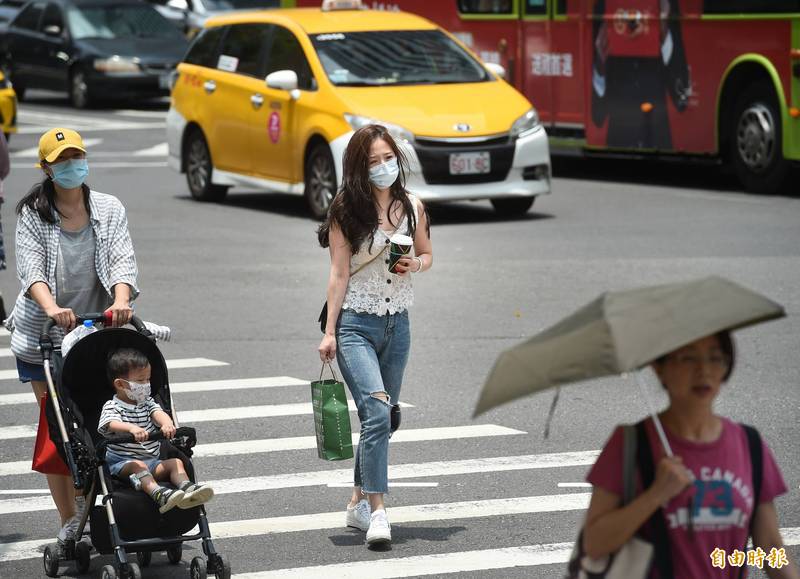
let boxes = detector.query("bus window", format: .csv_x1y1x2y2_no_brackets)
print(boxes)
703,0,800,13
457,0,514,14
524,0,547,16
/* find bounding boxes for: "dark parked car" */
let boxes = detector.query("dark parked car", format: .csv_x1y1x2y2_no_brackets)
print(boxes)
0,0,189,107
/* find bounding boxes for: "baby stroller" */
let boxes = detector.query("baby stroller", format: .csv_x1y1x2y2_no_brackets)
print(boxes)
39,313,230,579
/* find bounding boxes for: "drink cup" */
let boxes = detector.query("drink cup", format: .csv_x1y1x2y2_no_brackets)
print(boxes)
388,234,413,274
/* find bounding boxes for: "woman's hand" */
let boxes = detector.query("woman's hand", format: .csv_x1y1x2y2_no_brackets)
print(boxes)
319,334,337,363
393,256,418,276
106,299,133,327
45,305,76,331
650,456,692,504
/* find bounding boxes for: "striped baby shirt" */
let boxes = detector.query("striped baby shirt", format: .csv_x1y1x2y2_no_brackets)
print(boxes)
98,396,161,458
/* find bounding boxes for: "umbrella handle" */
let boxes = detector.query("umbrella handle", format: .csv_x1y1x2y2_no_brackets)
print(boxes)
634,370,674,457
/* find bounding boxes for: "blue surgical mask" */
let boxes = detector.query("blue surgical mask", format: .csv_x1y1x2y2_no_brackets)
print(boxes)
50,158,89,189
369,158,399,189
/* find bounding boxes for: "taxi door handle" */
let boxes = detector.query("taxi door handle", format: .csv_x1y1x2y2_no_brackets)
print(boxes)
250,93,264,109
203,80,216,94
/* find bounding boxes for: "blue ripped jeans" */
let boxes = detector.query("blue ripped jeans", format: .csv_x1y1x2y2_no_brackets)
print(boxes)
336,309,410,494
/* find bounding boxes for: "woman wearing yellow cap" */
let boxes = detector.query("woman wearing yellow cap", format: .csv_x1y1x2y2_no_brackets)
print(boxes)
6,127,139,550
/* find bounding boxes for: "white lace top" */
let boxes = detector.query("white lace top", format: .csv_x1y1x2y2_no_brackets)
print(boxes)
342,196,418,316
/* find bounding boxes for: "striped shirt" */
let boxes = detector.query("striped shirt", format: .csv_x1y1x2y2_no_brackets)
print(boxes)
7,191,139,363
98,396,162,458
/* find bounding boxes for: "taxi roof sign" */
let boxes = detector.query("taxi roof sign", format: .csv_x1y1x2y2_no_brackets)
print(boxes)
322,0,365,10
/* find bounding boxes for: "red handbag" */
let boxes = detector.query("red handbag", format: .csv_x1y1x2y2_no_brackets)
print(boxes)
32,394,70,476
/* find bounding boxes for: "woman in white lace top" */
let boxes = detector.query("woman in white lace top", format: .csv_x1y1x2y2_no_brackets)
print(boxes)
318,125,432,547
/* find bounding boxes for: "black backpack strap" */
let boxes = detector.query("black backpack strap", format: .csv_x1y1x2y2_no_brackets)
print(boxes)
636,419,674,579
740,424,763,579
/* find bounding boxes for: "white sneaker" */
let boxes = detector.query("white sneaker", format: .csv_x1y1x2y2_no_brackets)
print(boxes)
346,499,371,531
57,515,79,543
365,509,391,545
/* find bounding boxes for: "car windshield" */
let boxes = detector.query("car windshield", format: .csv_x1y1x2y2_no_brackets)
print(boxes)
67,4,183,40
200,0,280,10
312,29,489,86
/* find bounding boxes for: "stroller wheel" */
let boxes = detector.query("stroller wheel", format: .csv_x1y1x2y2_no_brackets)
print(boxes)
101,564,117,579
211,553,231,579
189,556,207,579
75,541,92,574
136,551,152,567
167,544,183,564
43,544,60,577
125,562,142,579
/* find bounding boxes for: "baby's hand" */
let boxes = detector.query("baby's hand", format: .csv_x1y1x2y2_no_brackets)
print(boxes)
130,426,149,442
160,424,176,440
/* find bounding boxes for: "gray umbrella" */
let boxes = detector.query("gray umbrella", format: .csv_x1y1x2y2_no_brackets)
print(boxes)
474,276,785,451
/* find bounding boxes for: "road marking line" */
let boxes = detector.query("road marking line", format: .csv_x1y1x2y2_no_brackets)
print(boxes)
0,329,9,336
0,400,413,440
0,451,600,514
132,142,168,156
0,348,11,358
0,489,50,495
0,376,310,406
0,494,590,561
0,493,796,567
16,122,167,135
0,425,525,476
11,161,168,169
326,482,439,487
0,357,227,382
558,483,592,488
11,138,104,158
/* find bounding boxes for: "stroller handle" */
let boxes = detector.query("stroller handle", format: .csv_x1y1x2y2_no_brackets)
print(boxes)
40,313,151,359
99,426,197,447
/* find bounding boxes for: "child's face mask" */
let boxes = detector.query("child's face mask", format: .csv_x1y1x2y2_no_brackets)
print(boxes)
120,379,151,403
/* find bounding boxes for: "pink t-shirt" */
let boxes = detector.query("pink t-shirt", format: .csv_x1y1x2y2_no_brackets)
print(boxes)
587,417,787,578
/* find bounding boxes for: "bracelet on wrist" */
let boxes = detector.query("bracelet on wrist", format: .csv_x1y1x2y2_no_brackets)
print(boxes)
413,256,424,273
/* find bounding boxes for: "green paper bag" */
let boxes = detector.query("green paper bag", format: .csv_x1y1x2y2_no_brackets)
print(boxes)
311,363,354,461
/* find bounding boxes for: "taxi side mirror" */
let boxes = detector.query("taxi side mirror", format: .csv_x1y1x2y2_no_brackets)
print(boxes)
266,70,300,100
485,62,506,80
266,70,298,91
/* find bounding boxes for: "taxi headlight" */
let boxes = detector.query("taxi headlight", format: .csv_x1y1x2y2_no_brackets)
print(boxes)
510,108,541,139
345,114,415,144
94,57,141,73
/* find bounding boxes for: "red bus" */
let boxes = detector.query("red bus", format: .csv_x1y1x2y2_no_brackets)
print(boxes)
293,0,800,194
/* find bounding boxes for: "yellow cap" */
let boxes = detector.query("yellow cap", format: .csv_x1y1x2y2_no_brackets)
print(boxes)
38,128,86,164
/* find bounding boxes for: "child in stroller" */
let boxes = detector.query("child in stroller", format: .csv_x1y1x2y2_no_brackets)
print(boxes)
40,313,230,579
99,348,215,514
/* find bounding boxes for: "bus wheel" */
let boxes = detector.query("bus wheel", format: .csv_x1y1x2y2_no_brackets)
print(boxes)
491,196,535,216
730,83,789,195
304,143,336,220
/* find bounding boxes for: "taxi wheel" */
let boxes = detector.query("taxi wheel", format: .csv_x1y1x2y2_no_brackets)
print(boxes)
304,144,336,220
186,130,229,202
491,196,535,216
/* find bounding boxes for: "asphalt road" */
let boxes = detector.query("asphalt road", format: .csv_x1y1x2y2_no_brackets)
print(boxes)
0,91,798,579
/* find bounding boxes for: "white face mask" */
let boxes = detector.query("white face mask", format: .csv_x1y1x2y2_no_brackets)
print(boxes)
121,379,151,403
369,157,399,189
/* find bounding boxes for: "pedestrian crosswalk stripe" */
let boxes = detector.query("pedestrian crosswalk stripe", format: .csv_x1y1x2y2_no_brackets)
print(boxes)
0,400,413,440
234,545,575,578
0,376,310,406
0,329,9,337
0,357,228,381
0,425,525,476
0,349,11,358
0,494,589,562
0,450,600,515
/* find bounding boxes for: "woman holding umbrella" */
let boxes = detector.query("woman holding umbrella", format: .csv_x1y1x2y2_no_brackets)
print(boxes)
582,331,797,578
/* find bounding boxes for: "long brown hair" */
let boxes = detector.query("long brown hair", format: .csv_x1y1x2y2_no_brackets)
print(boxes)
318,125,426,253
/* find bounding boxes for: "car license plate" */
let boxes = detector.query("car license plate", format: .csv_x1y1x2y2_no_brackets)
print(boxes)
158,74,171,90
449,152,490,175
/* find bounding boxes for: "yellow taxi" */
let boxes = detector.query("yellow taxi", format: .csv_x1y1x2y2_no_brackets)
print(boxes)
167,0,550,218
0,70,17,141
